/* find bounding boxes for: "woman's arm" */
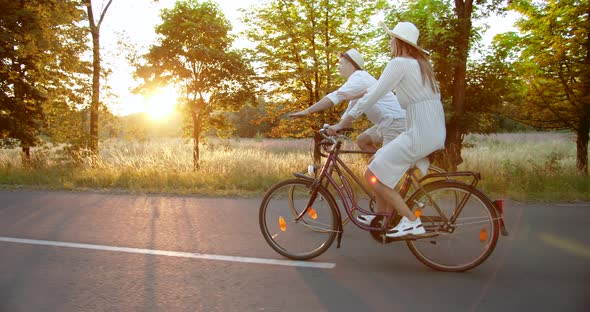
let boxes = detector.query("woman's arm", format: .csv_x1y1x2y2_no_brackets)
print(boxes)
346,59,405,120
328,60,406,134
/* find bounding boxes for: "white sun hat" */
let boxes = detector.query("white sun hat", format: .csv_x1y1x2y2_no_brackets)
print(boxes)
379,21,430,55
341,48,364,70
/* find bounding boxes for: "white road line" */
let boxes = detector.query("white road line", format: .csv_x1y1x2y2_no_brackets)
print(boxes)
0,236,336,269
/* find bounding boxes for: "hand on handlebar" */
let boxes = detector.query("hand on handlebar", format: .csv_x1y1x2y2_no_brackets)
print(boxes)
324,116,353,136
326,124,341,136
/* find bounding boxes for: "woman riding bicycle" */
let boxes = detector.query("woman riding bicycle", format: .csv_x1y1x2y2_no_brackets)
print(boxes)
328,21,446,238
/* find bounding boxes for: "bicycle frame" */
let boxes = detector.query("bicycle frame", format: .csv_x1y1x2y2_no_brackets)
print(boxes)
295,136,414,232
294,130,492,235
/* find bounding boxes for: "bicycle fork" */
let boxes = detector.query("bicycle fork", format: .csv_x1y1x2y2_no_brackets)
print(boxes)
294,176,345,248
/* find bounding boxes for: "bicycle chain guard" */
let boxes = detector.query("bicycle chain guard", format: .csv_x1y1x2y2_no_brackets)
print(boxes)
369,214,403,244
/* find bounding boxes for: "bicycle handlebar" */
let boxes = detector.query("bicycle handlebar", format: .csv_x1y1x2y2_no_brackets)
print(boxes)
319,124,354,144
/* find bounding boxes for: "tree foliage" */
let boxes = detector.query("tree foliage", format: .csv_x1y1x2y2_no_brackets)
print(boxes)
0,0,88,162
242,0,389,138
137,0,255,169
498,0,590,174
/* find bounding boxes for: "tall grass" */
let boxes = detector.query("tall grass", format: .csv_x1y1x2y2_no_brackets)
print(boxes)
0,132,588,201
461,132,588,201
0,138,313,197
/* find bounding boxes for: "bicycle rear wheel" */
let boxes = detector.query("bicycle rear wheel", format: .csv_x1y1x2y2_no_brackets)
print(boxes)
405,181,500,272
260,179,339,260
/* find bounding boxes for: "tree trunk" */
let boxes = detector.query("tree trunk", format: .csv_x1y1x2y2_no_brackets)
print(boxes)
443,0,473,171
444,123,463,171
85,0,112,161
90,29,100,156
21,146,31,168
192,110,200,170
313,131,322,165
447,32,468,171
579,10,590,175
86,0,106,161
576,120,589,175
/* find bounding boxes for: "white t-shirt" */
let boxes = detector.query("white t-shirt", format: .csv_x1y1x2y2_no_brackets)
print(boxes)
325,70,405,125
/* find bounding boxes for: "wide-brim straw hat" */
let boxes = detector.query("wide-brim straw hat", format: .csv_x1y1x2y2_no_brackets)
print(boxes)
379,21,430,55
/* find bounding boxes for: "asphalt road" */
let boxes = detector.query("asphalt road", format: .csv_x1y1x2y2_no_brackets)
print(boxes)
0,190,588,312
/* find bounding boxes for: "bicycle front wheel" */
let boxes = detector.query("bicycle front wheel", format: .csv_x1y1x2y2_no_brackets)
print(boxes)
259,179,339,260
405,181,500,272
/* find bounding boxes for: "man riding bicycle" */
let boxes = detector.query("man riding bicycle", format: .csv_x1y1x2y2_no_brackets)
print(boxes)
289,48,406,153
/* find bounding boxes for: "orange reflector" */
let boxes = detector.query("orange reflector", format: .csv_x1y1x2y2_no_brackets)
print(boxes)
479,228,488,242
414,209,422,218
308,207,318,219
279,216,287,231
370,176,377,184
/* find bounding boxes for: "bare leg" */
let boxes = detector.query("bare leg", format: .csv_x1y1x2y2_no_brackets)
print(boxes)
365,169,416,221
372,186,389,213
357,133,378,153
364,170,392,214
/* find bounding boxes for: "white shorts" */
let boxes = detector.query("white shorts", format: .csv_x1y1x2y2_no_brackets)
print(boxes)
362,117,406,146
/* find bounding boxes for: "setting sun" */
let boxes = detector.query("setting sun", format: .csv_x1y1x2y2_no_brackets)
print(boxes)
144,86,179,120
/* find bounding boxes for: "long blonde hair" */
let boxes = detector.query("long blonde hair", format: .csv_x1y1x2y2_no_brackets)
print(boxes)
393,38,439,93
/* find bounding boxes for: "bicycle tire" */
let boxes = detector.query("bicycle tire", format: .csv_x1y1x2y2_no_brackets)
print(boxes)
405,180,500,272
260,179,339,260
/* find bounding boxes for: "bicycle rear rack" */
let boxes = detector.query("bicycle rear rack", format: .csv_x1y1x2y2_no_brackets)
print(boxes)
421,171,481,187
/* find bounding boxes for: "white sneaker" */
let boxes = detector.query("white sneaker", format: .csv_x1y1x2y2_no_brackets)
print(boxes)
385,216,425,237
356,214,375,225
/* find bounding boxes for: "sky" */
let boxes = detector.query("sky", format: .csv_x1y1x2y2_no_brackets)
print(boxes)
97,0,518,116
99,0,259,116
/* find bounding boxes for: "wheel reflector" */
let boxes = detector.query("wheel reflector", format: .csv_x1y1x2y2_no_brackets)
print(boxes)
414,209,422,218
308,207,318,219
279,216,287,231
479,228,488,242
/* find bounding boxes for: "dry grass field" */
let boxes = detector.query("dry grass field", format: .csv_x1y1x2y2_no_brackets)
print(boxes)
0,132,588,201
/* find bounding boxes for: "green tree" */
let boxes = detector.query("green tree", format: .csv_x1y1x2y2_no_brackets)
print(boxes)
386,0,506,170
230,96,274,138
242,0,389,140
464,42,525,135
0,0,87,164
500,0,590,174
137,0,255,169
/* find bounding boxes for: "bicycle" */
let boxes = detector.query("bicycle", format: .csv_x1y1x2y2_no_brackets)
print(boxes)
259,127,509,272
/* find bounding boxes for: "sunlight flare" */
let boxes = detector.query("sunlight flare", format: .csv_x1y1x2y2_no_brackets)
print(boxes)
144,86,179,120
